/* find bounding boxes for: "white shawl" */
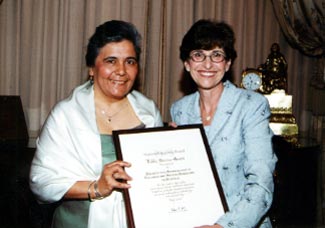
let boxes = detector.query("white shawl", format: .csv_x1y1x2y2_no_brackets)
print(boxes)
29,81,163,227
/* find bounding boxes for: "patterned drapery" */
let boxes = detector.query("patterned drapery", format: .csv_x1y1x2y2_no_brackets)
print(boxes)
271,0,324,57
272,0,325,115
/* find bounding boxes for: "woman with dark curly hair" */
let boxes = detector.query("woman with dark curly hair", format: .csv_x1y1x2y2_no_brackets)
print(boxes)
170,19,277,228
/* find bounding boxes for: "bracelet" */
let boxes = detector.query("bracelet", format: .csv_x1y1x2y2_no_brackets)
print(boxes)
87,180,96,202
94,181,105,200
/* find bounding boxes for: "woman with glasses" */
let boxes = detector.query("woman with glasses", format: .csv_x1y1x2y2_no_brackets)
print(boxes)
170,19,277,228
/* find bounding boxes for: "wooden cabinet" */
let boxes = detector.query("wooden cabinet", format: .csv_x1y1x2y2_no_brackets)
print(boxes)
270,136,321,227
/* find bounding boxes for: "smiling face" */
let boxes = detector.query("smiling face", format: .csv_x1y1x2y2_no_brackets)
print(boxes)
89,40,138,101
184,47,231,91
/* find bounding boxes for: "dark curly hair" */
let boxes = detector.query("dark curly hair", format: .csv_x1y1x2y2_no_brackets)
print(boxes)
180,19,237,63
85,20,142,67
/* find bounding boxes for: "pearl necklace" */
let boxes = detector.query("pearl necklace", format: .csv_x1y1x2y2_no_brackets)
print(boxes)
100,102,128,123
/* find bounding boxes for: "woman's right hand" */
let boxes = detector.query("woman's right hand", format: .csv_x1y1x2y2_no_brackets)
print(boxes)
96,160,132,197
63,160,132,200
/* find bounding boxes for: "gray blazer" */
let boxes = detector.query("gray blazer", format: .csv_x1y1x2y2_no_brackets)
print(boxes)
170,81,277,228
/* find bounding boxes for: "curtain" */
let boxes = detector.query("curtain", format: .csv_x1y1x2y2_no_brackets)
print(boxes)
271,0,324,57
0,0,315,145
271,0,325,114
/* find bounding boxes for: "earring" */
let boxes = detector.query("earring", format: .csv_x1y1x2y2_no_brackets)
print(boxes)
89,75,94,84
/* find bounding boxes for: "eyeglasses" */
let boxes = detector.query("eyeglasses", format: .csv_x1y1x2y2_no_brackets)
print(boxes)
189,51,226,63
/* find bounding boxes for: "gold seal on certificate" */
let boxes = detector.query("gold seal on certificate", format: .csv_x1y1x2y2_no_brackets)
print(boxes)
113,124,228,228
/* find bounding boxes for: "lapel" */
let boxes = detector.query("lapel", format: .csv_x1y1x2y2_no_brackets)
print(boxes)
207,81,238,139
185,92,202,123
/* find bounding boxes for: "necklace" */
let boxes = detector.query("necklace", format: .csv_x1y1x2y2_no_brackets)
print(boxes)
100,102,128,123
200,102,216,123
199,91,222,124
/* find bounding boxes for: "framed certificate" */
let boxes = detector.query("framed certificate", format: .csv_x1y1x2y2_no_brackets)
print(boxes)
113,124,228,228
